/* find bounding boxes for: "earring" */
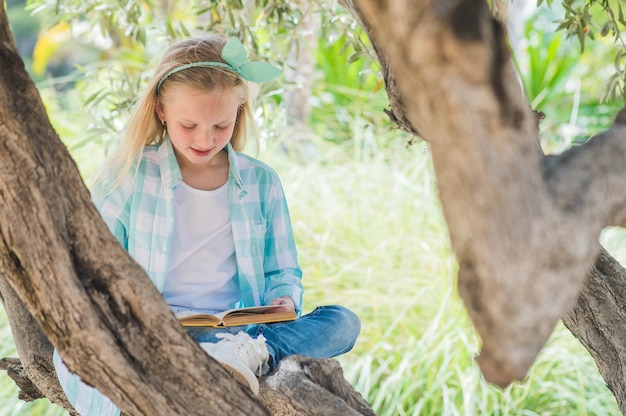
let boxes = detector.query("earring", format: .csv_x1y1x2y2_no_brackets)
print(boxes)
160,119,166,126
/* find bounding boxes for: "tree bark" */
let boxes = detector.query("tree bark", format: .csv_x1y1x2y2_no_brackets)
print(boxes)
0,278,76,413
338,1,420,138
260,356,377,416
562,247,626,414
341,0,626,393
0,3,270,415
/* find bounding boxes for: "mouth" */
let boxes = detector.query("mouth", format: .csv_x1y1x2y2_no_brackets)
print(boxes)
190,147,213,157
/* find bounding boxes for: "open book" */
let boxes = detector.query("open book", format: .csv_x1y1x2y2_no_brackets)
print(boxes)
175,305,297,327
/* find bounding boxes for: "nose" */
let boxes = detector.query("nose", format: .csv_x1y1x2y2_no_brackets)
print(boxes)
196,128,215,149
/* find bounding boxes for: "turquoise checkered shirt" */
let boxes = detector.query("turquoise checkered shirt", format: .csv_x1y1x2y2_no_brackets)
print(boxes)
53,139,303,415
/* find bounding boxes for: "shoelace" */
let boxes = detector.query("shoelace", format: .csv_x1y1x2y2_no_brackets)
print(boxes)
216,333,269,376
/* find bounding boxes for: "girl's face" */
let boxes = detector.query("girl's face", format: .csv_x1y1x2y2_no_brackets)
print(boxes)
156,84,242,169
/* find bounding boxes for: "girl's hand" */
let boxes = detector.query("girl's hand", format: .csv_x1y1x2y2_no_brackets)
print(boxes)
268,296,295,313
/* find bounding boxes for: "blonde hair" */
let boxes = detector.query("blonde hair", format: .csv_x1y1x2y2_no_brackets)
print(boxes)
92,34,259,196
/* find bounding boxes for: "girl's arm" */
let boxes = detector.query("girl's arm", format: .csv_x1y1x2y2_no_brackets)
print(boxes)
263,179,304,314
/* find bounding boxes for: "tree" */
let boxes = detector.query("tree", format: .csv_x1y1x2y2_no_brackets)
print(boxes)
340,0,626,410
4,0,626,415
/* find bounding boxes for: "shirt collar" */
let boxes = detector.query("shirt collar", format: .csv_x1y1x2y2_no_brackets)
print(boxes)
226,142,244,190
158,137,182,187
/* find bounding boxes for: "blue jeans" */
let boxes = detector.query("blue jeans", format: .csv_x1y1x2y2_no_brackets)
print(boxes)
186,305,361,369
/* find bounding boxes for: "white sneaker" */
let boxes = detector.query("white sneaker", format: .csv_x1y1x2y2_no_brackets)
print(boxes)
200,332,270,395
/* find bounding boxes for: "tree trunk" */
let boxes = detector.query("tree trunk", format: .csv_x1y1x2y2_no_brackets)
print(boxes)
282,6,316,125
1,3,267,415
0,1,375,414
340,0,626,401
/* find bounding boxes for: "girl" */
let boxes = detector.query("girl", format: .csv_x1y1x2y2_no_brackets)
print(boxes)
53,34,360,415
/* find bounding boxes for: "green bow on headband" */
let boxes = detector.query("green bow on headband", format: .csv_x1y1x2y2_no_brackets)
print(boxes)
157,37,281,92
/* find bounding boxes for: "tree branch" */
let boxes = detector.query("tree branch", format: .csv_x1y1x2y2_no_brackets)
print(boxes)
338,0,422,138
0,276,76,413
0,3,269,414
0,353,376,416
260,356,376,416
563,247,626,414
542,123,626,228
344,0,626,388
0,5,375,415
0,357,43,402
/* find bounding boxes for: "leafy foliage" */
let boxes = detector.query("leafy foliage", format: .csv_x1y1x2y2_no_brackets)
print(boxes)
509,3,624,152
537,0,626,105
24,0,382,173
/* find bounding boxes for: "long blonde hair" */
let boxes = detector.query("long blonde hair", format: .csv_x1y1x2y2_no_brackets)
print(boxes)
92,34,258,197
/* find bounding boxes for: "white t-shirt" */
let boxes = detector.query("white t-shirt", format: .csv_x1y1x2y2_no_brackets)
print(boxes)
162,181,239,315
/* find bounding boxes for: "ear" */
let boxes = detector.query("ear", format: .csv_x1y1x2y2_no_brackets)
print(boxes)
155,99,166,120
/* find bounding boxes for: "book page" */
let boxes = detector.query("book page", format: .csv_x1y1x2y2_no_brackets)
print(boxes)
174,305,283,320
220,305,283,319
175,305,295,327
174,310,212,319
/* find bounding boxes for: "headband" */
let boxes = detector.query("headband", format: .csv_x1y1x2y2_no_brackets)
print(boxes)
156,37,281,93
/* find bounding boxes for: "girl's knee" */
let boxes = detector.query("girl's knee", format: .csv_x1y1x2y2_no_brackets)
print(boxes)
324,305,361,343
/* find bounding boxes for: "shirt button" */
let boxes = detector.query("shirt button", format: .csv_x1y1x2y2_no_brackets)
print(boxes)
162,244,167,252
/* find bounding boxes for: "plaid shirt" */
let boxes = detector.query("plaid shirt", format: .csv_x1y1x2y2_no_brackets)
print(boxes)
53,139,303,415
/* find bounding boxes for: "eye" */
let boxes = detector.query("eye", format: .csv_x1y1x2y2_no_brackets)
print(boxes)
182,124,196,130
216,121,234,130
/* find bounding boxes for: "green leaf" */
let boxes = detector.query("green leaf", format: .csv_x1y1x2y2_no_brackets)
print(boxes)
601,23,611,37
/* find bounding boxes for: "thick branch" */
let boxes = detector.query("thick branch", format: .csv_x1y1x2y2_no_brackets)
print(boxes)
0,86,267,415
542,123,626,228
0,4,268,415
260,356,376,416
0,6,375,415
563,248,626,414
338,0,421,138
0,277,76,413
346,0,620,388
0,357,43,402
0,353,377,416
